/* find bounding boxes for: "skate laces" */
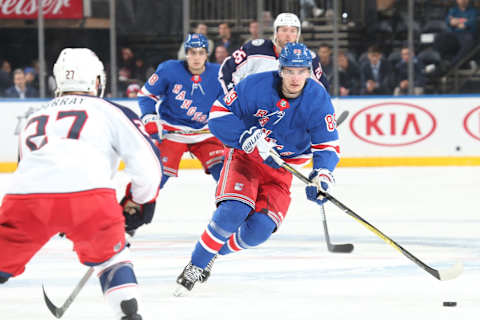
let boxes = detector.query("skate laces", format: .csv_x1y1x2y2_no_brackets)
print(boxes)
205,255,217,272
184,263,205,282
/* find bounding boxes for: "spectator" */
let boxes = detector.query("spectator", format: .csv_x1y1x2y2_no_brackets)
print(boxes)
119,47,136,75
178,23,214,60
393,47,425,96
24,67,37,90
317,43,333,84
132,57,148,83
300,0,323,27
118,67,132,97
434,0,477,68
360,45,393,95
4,68,38,98
243,20,259,43
214,45,229,65
0,59,12,96
337,50,361,96
213,22,242,56
126,83,141,98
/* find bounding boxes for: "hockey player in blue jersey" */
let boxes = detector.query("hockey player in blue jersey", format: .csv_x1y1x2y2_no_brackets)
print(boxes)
218,12,329,93
174,42,340,296
138,33,224,187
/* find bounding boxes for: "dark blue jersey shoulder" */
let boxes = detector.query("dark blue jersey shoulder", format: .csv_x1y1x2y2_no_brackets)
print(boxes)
242,39,276,57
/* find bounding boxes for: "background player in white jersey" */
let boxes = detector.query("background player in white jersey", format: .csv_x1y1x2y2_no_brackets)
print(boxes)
0,48,162,320
174,43,339,296
218,12,329,93
138,34,224,188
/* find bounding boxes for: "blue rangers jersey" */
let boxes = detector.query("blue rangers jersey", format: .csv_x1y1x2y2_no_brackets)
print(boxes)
138,60,223,143
218,39,329,94
209,71,339,171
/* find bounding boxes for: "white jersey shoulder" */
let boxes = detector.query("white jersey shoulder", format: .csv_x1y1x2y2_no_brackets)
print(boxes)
11,95,161,203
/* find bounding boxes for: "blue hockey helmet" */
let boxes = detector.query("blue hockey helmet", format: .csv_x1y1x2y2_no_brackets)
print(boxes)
184,33,209,54
278,42,312,70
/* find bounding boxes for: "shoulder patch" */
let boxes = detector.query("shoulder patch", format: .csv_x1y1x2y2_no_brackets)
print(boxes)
223,90,238,106
252,39,265,46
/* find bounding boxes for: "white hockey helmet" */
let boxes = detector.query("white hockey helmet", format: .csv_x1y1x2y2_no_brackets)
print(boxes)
53,48,106,97
273,13,301,43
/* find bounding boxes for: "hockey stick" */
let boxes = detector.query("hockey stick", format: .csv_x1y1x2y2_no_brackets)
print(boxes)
163,128,210,135
270,153,463,281
277,154,353,253
319,204,354,253
42,267,94,318
42,236,134,318
336,110,349,127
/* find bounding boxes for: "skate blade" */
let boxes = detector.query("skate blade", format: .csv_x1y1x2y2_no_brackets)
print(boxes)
173,285,190,297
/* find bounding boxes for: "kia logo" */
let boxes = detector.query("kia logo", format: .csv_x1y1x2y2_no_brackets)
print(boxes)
350,102,437,146
463,106,480,141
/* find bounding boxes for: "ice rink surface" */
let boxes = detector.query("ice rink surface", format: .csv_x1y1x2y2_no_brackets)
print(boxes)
0,166,479,320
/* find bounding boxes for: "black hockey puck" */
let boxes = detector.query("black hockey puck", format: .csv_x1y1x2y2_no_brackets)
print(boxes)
443,301,457,307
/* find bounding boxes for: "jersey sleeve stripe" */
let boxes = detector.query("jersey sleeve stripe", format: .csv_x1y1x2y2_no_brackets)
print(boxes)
209,102,232,120
138,87,159,102
311,143,340,154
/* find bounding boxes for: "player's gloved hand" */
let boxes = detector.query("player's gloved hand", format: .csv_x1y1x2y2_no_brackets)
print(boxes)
141,113,162,141
305,169,335,205
120,183,157,232
239,126,281,169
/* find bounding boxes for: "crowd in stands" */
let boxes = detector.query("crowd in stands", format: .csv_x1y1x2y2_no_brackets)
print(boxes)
1,0,478,98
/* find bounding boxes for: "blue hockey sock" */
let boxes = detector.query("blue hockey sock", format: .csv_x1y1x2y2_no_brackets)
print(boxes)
191,200,251,268
99,262,138,294
160,174,170,189
219,212,276,255
209,163,223,182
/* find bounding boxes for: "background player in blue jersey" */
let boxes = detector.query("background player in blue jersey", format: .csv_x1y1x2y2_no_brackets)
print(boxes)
174,43,340,296
138,34,224,188
218,12,329,93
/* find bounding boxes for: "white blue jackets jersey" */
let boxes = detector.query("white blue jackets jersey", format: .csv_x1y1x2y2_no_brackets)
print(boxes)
218,39,329,94
138,60,223,143
209,71,339,171
11,95,162,204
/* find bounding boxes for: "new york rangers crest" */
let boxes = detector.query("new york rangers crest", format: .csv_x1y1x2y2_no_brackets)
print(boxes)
276,99,290,111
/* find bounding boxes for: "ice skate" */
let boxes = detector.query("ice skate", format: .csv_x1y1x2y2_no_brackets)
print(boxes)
173,262,206,297
120,298,142,320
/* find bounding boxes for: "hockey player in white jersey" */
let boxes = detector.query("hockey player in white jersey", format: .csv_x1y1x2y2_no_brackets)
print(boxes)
0,48,162,320
218,12,329,93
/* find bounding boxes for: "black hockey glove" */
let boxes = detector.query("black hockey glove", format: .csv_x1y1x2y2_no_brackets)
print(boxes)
120,183,157,232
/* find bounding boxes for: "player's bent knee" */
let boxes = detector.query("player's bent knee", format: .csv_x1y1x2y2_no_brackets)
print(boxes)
93,249,138,293
212,200,252,233
94,249,141,318
240,213,276,247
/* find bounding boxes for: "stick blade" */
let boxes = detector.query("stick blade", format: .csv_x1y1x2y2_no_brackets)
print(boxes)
437,261,464,281
329,243,354,253
336,110,350,126
42,284,64,318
